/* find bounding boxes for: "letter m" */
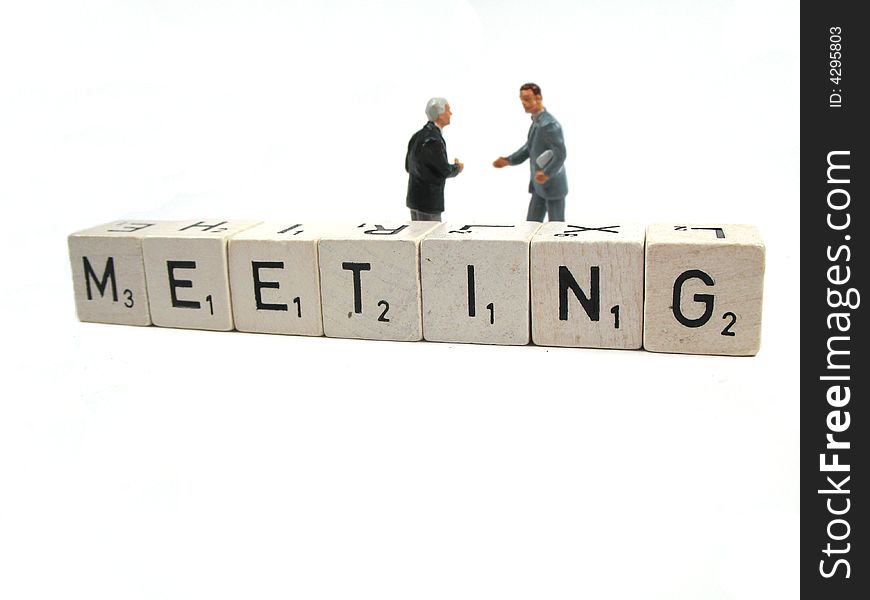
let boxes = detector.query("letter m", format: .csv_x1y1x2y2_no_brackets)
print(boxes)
826,336,850,371
827,151,851,184
83,256,118,301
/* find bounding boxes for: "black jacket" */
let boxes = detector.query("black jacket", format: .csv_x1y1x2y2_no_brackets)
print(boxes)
405,122,460,213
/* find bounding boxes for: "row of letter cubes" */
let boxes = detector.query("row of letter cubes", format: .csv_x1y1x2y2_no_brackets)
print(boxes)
68,220,765,355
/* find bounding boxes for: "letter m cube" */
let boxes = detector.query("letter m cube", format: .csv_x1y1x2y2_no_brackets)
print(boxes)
68,220,182,326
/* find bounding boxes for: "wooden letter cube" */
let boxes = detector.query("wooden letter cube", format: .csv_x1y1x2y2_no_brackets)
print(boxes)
421,223,541,345
318,222,438,341
142,219,260,331
531,223,645,349
228,222,327,336
643,224,765,356
68,220,182,326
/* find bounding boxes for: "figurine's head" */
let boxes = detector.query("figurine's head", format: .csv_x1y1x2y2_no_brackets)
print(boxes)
425,97,452,128
519,83,544,114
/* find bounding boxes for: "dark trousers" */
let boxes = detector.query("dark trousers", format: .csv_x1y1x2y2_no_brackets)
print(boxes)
410,209,442,222
526,193,565,222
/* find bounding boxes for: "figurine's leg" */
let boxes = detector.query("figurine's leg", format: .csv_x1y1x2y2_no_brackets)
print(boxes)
546,198,565,222
526,194,546,222
410,209,442,222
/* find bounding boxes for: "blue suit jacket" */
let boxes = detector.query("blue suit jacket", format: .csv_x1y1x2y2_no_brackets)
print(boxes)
507,110,568,200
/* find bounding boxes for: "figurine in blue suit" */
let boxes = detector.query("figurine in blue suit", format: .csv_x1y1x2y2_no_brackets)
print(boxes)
493,83,568,222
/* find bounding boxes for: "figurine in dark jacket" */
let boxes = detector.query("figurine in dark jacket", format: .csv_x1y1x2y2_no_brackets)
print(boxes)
405,98,463,221
493,83,568,222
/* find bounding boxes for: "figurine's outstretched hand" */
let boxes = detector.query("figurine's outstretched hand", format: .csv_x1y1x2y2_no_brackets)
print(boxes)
534,169,549,184
455,159,464,173
493,157,509,168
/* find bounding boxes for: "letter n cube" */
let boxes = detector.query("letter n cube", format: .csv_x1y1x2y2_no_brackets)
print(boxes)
68,220,182,326
142,219,260,331
643,224,765,356
531,223,645,348
318,222,439,341
421,223,541,345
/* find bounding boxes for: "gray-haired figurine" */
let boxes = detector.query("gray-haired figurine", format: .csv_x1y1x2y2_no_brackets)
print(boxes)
405,98,464,222
493,83,568,222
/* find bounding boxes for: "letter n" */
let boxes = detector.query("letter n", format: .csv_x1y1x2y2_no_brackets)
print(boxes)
559,266,599,321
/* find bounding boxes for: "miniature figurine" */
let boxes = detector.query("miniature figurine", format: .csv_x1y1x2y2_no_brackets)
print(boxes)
405,98,464,221
493,83,568,222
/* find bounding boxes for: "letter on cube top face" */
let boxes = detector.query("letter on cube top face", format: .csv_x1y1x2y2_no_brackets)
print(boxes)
643,224,765,356
531,223,646,349
68,220,186,326
142,219,260,331
318,222,440,342
420,222,542,346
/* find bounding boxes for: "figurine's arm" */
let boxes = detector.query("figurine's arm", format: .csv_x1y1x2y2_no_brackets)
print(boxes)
507,142,530,166
422,138,461,179
494,142,528,169
405,132,417,174
537,123,566,178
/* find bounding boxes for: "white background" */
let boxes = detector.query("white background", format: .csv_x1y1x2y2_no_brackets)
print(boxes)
0,1,799,598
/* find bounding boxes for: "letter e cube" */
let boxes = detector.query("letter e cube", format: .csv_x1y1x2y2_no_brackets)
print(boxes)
142,219,259,331
228,222,328,336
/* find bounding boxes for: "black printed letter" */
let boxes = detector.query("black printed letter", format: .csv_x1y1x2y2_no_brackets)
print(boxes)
252,261,287,311
559,266,600,321
672,269,715,327
167,261,200,309
342,262,371,314
83,256,118,301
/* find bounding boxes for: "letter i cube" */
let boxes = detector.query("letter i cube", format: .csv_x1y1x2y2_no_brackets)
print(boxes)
68,220,183,326
421,223,541,345
228,222,329,336
318,222,439,341
530,223,645,348
643,224,765,355
142,219,260,331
